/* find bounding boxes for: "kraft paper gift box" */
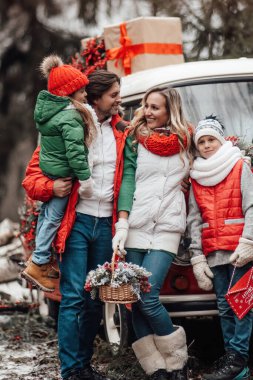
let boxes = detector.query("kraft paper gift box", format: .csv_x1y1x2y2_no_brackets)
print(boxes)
104,16,184,77
225,267,253,320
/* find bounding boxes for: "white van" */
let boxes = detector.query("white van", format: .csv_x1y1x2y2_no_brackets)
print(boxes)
103,58,253,352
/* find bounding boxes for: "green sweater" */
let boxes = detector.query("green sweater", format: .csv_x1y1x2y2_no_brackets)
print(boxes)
118,135,137,212
34,90,90,180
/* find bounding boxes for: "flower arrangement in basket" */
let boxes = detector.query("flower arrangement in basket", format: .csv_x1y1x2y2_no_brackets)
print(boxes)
226,135,253,166
85,251,152,304
71,36,108,76
19,195,41,255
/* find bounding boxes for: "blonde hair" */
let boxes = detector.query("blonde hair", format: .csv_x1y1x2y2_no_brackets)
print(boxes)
131,87,193,159
69,98,96,147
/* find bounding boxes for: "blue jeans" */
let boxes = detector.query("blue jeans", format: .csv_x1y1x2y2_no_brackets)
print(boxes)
33,196,68,265
211,263,253,360
57,213,113,379
126,249,175,339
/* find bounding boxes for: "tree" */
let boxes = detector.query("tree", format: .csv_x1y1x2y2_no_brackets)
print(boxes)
146,0,253,60
0,0,81,220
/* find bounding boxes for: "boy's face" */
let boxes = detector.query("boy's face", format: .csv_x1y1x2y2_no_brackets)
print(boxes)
197,135,222,159
72,87,87,103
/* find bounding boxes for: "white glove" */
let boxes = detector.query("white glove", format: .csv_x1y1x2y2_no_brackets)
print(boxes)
112,218,129,254
229,237,253,267
79,178,93,198
191,255,214,291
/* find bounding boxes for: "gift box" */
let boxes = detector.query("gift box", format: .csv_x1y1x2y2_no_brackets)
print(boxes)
225,267,253,320
104,17,184,77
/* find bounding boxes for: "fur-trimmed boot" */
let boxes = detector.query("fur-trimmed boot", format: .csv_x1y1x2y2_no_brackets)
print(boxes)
132,335,169,379
154,326,189,380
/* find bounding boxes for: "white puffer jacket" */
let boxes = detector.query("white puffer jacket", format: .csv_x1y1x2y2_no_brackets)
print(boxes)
125,144,190,254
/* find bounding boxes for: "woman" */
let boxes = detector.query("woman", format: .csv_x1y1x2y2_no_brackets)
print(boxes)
113,87,192,380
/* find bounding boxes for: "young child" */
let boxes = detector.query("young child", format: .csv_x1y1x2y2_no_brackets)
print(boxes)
22,55,95,292
187,116,253,380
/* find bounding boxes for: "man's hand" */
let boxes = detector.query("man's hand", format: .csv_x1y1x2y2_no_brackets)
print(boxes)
53,177,73,197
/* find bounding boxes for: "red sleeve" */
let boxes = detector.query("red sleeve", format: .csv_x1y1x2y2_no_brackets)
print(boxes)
22,146,54,202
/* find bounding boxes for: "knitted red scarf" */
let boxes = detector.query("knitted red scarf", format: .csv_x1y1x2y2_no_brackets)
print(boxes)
137,130,191,157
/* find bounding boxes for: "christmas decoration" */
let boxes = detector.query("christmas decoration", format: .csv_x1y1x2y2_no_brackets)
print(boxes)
71,37,107,75
19,195,41,254
85,259,152,301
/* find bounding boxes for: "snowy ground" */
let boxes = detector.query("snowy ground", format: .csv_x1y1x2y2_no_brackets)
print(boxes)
0,313,252,380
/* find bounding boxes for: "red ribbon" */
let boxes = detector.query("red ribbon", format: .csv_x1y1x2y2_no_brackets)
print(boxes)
106,22,183,75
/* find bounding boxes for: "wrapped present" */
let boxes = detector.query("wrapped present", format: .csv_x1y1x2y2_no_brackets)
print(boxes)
225,267,253,320
104,17,184,77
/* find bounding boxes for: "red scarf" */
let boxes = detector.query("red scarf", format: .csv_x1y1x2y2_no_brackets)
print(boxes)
137,130,191,157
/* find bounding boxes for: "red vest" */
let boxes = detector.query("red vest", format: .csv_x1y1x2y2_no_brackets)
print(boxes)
191,159,244,256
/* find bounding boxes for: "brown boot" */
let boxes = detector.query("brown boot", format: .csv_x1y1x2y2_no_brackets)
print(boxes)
21,261,55,292
25,256,59,279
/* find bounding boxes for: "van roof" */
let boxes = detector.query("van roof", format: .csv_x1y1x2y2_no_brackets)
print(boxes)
121,58,253,100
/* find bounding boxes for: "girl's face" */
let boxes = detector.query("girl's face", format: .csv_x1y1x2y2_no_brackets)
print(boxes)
197,135,222,159
144,92,169,129
72,87,87,103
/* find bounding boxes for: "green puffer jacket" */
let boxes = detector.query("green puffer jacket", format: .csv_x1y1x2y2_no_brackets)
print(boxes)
34,90,90,180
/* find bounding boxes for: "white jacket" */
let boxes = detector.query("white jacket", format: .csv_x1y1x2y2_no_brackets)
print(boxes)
125,144,190,254
76,117,116,217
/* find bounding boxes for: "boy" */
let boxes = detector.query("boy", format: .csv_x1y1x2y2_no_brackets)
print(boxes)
187,116,253,380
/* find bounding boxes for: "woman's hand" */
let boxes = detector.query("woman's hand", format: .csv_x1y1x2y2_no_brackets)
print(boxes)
53,177,72,197
112,217,129,254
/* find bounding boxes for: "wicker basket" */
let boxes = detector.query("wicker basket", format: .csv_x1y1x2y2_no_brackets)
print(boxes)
99,250,138,304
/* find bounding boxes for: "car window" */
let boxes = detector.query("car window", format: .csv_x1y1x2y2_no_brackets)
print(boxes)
122,80,253,142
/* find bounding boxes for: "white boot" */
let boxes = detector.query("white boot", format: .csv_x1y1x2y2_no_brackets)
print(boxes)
154,326,188,372
132,334,166,375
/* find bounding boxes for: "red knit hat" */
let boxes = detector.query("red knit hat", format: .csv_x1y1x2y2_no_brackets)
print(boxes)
40,55,89,97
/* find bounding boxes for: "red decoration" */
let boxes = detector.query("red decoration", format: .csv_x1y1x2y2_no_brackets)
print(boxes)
19,195,41,255
71,37,108,76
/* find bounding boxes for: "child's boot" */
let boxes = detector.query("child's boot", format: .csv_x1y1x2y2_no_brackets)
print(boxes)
154,326,189,380
21,261,55,292
25,255,59,279
202,350,250,380
132,335,169,379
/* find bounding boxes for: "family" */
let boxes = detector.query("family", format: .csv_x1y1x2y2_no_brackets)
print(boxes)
21,55,253,380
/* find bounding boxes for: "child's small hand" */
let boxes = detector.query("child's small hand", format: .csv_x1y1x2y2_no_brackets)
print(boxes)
191,255,214,291
181,176,190,193
229,237,253,267
79,177,93,198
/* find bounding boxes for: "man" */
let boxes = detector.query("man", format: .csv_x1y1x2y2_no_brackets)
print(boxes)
22,70,129,380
